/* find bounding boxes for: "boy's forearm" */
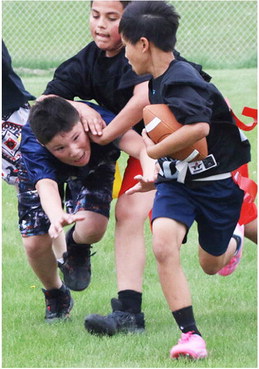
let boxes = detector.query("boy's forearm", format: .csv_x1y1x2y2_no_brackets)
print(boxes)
119,130,156,178
139,147,156,179
94,81,150,145
35,178,64,223
147,122,210,159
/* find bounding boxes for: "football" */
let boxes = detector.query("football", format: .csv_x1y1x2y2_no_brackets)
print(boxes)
143,104,208,161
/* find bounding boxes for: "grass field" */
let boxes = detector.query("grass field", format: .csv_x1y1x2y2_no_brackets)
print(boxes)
2,68,257,368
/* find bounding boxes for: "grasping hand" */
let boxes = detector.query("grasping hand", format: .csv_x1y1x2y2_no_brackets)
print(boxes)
125,175,156,195
48,212,85,239
74,102,106,136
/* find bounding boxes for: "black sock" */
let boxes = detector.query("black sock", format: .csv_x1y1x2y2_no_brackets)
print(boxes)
118,290,142,314
172,306,201,336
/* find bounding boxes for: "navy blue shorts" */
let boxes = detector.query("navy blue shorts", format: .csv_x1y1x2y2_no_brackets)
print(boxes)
152,178,244,256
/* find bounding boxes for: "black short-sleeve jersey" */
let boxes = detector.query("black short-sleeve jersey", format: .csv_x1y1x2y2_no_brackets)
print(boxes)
43,43,211,134
149,60,250,184
44,41,150,115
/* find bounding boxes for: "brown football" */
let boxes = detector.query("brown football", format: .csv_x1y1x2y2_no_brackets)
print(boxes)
143,104,208,161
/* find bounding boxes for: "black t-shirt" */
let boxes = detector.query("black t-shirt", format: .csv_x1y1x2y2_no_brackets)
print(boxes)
149,59,251,184
44,42,211,134
44,42,150,133
2,40,35,117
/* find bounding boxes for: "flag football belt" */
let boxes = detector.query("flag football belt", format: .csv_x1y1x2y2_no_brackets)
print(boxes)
232,170,257,204
176,152,218,183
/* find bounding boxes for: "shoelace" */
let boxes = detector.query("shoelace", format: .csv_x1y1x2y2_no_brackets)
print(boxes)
110,311,135,326
45,296,59,312
178,331,195,344
65,247,96,266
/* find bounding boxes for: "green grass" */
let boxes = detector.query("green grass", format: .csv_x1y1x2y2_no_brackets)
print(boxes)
2,69,257,368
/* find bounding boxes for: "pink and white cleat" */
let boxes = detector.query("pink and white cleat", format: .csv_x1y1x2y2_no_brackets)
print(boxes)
218,223,244,277
170,331,208,359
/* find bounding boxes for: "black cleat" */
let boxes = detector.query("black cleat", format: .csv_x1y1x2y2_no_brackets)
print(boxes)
42,284,73,323
58,227,96,291
84,298,145,336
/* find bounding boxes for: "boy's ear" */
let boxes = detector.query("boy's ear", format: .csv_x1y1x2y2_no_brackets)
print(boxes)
140,37,150,52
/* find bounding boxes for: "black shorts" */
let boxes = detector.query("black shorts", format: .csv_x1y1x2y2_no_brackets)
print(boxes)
152,178,244,256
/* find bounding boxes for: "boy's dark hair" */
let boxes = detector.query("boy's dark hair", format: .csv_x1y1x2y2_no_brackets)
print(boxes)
119,1,180,51
29,96,80,145
90,1,131,9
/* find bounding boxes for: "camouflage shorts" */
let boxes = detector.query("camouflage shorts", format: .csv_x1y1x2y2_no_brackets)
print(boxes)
18,176,113,237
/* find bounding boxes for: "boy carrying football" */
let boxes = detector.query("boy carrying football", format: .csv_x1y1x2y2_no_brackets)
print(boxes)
117,0,250,359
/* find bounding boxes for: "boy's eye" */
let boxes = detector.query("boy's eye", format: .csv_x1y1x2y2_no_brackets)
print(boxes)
91,12,119,22
55,146,64,152
73,134,79,141
109,16,119,22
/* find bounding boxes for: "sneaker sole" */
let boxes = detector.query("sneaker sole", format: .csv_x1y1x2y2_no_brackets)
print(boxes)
170,348,208,360
84,315,117,336
84,315,145,336
45,297,74,323
59,265,91,291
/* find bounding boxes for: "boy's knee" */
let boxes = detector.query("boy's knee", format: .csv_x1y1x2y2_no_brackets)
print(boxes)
115,205,147,226
115,196,149,224
199,255,220,275
78,232,104,244
23,235,50,258
153,241,178,264
200,262,218,275
74,226,106,244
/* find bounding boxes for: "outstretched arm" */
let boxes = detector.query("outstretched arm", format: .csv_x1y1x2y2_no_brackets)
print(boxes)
89,81,150,145
125,174,156,195
36,178,84,238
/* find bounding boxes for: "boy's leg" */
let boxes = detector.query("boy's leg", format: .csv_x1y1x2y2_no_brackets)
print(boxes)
152,218,191,310
60,211,109,291
244,218,257,244
199,222,244,276
73,210,108,244
23,234,73,322
52,230,66,261
84,158,155,335
18,182,73,322
59,163,114,291
115,190,155,293
23,234,62,289
152,217,207,360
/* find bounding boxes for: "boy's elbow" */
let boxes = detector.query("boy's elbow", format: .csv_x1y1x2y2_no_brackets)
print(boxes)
199,122,210,137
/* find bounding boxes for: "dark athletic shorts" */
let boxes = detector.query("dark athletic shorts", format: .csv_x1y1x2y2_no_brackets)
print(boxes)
152,178,244,256
18,176,113,237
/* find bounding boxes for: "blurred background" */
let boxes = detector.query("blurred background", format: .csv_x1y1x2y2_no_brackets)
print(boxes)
2,0,257,71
